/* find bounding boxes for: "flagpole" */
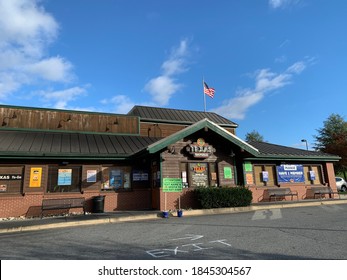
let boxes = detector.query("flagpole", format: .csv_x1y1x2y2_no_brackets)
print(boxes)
203,77,206,112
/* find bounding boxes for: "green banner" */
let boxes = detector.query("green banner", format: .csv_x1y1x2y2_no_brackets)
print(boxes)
163,178,183,192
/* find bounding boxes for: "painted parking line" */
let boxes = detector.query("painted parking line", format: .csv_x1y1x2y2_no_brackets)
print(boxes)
145,234,232,258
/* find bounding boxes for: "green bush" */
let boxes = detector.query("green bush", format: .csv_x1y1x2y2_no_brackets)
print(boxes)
194,186,253,209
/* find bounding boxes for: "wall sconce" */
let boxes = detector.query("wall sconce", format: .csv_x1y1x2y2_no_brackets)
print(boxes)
57,115,72,128
1,112,17,126
168,145,176,154
105,119,118,132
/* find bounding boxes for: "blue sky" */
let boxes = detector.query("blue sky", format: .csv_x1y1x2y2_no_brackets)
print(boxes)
0,0,346,149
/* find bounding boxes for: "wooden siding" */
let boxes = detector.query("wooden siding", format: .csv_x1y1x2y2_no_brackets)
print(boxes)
0,107,139,134
140,122,235,138
140,122,188,137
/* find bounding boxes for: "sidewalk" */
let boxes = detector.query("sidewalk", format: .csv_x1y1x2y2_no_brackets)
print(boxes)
1,199,347,234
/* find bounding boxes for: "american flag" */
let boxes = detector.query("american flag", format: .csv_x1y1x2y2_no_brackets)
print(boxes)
203,82,215,98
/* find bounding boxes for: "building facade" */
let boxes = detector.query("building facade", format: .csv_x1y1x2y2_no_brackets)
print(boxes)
0,105,340,218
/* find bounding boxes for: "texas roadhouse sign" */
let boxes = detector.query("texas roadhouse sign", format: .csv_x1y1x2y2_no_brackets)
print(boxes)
186,138,215,158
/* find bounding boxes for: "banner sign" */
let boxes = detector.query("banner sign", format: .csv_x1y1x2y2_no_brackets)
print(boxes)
277,164,304,183
163,178,183,192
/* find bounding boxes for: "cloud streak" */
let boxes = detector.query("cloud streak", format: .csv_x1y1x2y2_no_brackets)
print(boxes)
269,0,300,9
212,60,308,120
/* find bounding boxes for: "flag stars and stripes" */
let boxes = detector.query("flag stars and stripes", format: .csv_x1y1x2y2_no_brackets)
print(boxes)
203,82,215,98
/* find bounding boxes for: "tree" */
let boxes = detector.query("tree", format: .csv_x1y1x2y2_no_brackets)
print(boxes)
245,130,265,142
314,113,347,178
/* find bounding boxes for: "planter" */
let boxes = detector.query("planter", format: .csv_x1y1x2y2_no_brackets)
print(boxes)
162,211,169,218
177,209,183,217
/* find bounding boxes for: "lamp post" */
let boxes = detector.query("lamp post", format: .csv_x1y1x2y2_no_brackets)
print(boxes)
301,139,308,151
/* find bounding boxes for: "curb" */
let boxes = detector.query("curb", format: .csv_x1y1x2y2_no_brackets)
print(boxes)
1,199,347,234
181,199,347,217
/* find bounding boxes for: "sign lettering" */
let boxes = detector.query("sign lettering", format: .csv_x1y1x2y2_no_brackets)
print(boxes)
186,138,214,158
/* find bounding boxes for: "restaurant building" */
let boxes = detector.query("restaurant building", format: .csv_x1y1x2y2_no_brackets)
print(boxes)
0,105,340,218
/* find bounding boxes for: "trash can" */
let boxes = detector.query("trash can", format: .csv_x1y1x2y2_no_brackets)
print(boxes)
92,195,105,213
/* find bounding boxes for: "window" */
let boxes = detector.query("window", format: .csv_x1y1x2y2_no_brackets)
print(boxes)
254,165,277,187
0,167,24,194
307,165,323,185
101,166,131,190
47,166,81,193
255,164,324,186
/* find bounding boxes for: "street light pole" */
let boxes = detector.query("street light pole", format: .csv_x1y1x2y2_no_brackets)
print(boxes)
301,139,308,151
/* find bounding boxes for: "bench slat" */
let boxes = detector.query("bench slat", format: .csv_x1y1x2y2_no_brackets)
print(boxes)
266,188,298,201
41,198,86,218
310,186,339,199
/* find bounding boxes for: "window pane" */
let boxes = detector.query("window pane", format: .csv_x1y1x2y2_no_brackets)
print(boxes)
47,166,81,193
265,165,276,186
0,167,24,194
304,166,311,185
102,167,132,190
254,165,263,186
311,166,323,185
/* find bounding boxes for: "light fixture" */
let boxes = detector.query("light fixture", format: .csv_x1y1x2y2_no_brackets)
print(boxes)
301,139,309,151
105,118,118,132
57,115,72,128
1,112,17,126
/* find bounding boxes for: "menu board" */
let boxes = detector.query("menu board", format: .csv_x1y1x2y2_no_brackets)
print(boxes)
189,163,208,187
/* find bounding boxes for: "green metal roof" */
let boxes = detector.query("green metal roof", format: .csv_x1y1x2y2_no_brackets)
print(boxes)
246,141,341,161
0,130,161,160
128,105,238,127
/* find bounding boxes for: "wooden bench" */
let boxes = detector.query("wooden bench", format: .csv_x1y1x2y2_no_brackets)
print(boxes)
311,186,339,199
267,188,298,201
41,197,86,218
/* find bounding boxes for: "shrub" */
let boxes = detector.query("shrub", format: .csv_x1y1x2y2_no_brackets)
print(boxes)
194,186,253,209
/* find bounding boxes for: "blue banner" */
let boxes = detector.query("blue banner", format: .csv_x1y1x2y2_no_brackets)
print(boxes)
277,164,305,183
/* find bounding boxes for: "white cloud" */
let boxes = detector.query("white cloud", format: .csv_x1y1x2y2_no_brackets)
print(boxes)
36,87,87,109
100,95,136,114
144,76,182,106
25,57,74,82
255,69,291,92
0,0,75,100
144,39,190,106
212,60,308,120
0,0,58,53
269,0,299,9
